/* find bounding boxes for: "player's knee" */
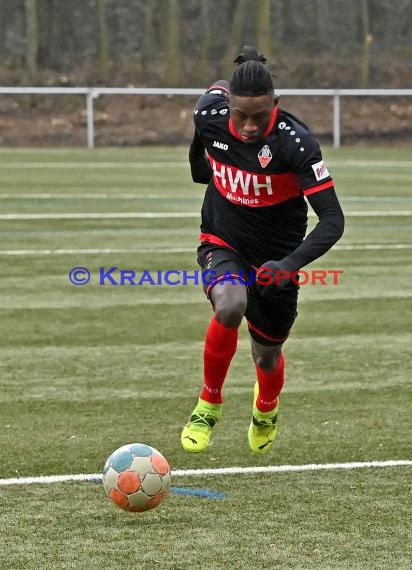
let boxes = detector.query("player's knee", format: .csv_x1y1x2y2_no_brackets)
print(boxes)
211,280,247,327
254,349,281,372
214,294,247,328
215,300,247,327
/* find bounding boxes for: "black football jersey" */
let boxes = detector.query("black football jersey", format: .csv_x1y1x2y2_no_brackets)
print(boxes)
193,82,335,267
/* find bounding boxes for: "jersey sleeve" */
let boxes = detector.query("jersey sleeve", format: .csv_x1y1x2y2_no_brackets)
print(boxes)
189,80,229,185
274,120,344,270
280,124,334,197
281,187,345,271
189,129,212,184
193,80,230,130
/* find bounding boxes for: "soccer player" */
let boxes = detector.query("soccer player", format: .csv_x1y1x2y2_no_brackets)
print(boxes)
181,46,344,454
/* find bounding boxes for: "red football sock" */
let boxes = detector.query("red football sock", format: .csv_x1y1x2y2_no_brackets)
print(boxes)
200,316,238,404
255,352,285,412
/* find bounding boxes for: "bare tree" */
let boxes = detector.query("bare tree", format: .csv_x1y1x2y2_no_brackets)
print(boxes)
164,0,180,86
360,0,373,87
142,1,154,73
97,0,110,81
25,0,39,83
315,0,329,48
271,0,285,56
0,0,409,88
256,0,271,60
224,0,247,78
200,0,212,77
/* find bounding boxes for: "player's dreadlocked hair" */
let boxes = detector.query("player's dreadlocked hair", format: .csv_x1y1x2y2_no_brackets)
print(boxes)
230,45,274,97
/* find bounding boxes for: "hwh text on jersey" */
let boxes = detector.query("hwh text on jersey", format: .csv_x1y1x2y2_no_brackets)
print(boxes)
209,158,300,208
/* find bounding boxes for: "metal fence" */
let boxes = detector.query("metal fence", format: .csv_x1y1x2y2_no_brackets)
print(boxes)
1,87,411,148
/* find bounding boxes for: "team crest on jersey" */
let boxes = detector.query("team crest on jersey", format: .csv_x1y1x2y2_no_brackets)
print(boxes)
258,145,272,168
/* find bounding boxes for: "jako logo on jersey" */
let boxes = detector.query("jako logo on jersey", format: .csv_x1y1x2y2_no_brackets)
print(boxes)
213,141,229,150
258,145,272,168
312,160,330,181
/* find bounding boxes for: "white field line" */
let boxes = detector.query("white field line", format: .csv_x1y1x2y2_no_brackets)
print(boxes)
0,243,411,256
174,460,412,476
0,212,200,220
0,460,410,486
0,193,200,200
0,193,410,203
1,159,411,168
333,243,412,250
0,247,193,256
328,160,412,168
1,211,412,220
1,162,186,169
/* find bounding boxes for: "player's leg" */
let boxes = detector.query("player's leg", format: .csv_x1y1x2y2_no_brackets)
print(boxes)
251,340,284,412
181,246,249,453
201,279,247,403
245,287,298,454
181,280,247,453
248,339,284,454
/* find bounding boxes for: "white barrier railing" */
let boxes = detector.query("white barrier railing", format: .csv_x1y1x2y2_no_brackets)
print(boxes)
1,87,411,149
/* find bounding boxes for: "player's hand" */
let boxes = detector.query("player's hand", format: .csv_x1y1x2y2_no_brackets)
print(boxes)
255,260,293,298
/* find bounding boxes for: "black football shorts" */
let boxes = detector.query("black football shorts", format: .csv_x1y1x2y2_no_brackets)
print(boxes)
197,243,298,346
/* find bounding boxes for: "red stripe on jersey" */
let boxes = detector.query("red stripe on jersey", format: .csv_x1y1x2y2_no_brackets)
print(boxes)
208,157,300,207
228,118,242,141
199,233,237,251
247,321,289,344
303,180,334,196
228,107,278,141
263,106,278,137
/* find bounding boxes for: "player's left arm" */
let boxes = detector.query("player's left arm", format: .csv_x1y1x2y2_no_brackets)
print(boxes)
281,185,344,272
257,188,344,294
256,135,344,293
274,131,344,271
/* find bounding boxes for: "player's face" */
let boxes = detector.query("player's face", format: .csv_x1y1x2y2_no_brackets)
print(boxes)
229,94,275,143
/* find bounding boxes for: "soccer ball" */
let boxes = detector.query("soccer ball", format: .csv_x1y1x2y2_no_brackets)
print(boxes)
102,443,172,513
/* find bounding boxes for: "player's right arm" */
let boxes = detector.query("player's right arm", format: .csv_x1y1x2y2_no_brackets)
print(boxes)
189,128,212,184
188,81,229,184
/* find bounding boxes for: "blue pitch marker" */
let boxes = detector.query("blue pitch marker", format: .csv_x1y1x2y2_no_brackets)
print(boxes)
170,487,226,500
90,476,225,500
